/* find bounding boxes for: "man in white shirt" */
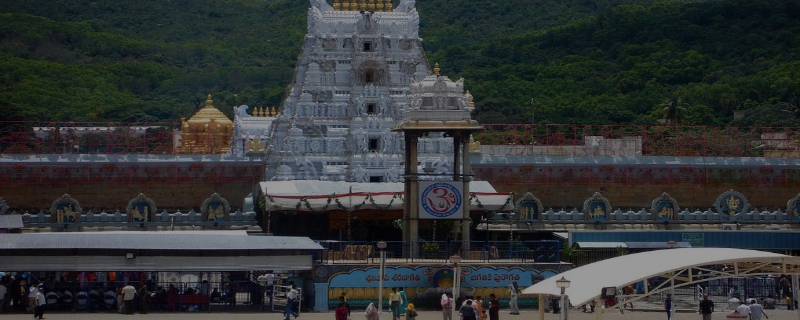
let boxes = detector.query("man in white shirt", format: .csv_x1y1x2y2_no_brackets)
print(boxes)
27,283,38,312
749,301,769,320
285,283,299,320
122,283,137,315
258,273,276,305
736,302,751,318
33,286,46,320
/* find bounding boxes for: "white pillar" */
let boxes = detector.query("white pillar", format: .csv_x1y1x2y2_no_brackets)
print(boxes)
537,294,545,320
379,250,386,315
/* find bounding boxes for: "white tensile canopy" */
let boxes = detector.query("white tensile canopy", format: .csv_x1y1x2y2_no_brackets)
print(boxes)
258,180,514,212
522,247,800,309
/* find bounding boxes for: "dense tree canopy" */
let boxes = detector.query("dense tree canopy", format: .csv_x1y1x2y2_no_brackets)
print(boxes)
0,0,798,126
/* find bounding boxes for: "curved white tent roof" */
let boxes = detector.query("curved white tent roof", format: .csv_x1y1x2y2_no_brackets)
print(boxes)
522,247,800,307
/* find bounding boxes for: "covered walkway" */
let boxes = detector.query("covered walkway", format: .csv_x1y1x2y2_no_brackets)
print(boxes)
522,248,800,319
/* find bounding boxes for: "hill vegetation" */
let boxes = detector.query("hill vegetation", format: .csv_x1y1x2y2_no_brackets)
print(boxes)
1,0,799,127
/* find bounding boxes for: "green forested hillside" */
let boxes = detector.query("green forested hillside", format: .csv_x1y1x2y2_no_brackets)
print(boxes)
0,0,307,122
1,0,799,126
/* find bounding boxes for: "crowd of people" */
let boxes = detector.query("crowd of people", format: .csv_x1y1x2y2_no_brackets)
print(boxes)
0,272,257,315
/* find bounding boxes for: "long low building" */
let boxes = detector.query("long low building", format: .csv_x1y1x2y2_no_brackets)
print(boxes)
0,231,323,271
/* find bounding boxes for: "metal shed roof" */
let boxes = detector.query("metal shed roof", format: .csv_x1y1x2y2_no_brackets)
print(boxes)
0,232,323,271
569,230,800,250
0,232,324,251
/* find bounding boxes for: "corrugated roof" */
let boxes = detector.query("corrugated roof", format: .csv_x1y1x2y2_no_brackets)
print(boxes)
575,242,627,249
0,233,323,251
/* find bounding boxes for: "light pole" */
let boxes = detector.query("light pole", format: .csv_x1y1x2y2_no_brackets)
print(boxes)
667,239,676,317
508,212,515,242
555,276,571,320
450,254,462,313
378,241,387,315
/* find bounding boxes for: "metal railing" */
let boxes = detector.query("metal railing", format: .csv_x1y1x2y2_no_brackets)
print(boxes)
476,124,800,158
4,121,800,158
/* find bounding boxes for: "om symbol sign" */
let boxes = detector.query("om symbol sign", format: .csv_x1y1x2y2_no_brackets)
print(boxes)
421,183,462,218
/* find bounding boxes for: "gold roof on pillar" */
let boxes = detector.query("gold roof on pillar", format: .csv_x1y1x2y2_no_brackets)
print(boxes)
178,94,233,154
186,94,233,126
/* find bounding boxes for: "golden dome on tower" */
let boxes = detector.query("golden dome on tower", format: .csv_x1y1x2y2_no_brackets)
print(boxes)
178,94,233,154
186,94,233,126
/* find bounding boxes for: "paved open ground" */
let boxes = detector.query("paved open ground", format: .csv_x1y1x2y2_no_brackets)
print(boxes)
1,309,798,320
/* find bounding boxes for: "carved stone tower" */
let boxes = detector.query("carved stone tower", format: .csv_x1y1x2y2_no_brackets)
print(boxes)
258,0,458,183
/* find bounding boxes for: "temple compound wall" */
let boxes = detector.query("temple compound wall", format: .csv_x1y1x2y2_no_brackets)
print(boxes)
0,154,263,212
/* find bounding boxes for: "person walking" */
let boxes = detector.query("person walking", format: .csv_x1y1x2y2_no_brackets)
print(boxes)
389,287,402,320
0,279,7,313
459,299,477,320
736,301,751,318
338,296,351,318
285,283,299,320
441,293,454,320
27,282,38,313
664,293,672,320
508,282,520,315
137,282,150,314
406,303,418,320
749,299,769,320
488,294,500,320
365,302,379,320
475,296,486,320
698,293,715,320
33,286,45,320
335,296,350,320
122,282,136,315
622,285,634,309
398,287,408,317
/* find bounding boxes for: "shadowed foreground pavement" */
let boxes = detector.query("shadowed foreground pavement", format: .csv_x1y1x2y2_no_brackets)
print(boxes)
1,309,798,320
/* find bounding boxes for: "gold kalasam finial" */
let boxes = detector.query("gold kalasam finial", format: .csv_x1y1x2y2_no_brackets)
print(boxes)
257,107,263,117
383,0,392,11
367,0,375,11
270,107,276,117
376,0,384,11
342,0,351,10
434,62,440,76
359,0,367,11
205,94,213,108
333,0,341,10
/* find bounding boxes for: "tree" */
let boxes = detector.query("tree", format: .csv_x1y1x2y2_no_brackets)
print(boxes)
658,96,688,125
